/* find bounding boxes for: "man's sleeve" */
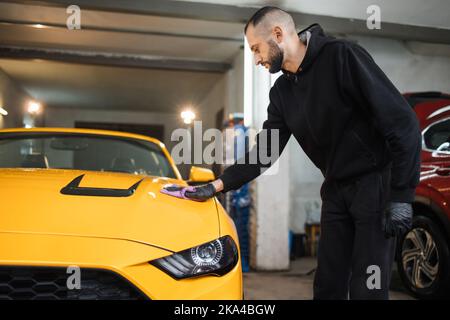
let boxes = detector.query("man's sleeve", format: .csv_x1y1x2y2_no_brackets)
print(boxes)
219,86,291,192
341,43,421,203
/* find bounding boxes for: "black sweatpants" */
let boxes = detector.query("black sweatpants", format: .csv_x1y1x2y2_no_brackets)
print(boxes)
313,166,396,300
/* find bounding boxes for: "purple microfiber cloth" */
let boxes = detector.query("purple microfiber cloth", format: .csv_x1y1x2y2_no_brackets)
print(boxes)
160,184,204,202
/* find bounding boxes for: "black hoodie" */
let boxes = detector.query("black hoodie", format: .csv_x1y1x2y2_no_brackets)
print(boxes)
219,24,421,203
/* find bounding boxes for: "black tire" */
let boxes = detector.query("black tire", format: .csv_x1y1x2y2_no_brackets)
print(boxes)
397,215,450,299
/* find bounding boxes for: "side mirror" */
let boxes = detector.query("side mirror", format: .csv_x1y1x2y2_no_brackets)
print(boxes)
188,166,215,183
432,142,450,157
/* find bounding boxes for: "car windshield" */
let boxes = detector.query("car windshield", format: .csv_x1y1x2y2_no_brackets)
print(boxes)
0,132,177,178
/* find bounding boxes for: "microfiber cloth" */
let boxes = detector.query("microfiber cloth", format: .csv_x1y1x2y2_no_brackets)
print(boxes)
160,184,204,201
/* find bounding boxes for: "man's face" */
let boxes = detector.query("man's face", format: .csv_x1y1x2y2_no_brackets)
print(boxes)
246,24,284,74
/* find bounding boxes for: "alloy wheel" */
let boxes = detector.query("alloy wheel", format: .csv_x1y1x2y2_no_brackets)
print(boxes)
401,227,439,289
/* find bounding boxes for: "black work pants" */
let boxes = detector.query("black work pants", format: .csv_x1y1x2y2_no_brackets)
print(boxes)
313,166,396,299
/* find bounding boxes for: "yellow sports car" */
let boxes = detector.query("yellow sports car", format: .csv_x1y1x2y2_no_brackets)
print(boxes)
0,127,242,300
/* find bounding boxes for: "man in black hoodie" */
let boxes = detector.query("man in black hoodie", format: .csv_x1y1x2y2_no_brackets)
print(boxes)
181,7,421,299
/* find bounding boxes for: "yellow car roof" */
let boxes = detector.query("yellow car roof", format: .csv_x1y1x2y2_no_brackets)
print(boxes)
0,127,164,147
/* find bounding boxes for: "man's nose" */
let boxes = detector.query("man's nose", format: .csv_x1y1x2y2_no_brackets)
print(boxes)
254,55,262,66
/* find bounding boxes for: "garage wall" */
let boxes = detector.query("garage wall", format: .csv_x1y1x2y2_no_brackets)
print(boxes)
44,106,181,149
192,49,244,170
197,74,226,130
198,47,244,128
289,37,450,234
352,36,450,92
44,80,228,179
0,68,31,129
225,48,245,116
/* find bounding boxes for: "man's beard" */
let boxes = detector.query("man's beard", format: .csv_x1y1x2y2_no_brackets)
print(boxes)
267,40,284,74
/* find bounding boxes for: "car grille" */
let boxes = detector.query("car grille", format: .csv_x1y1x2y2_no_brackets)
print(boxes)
0,266,148,300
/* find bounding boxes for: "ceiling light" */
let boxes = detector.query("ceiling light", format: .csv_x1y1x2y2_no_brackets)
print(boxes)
0,107,7,116
32,24,47,29
181,110,196,124
27,101,42,115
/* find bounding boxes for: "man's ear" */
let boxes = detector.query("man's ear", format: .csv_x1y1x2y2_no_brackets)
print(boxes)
273,26,283,43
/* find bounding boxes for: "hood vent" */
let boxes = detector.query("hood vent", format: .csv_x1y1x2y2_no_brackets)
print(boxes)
60,174,143,197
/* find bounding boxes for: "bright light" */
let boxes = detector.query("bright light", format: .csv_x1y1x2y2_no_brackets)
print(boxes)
32,24,47,29
27,101,41,115
0,107,7,116
181,110,196,124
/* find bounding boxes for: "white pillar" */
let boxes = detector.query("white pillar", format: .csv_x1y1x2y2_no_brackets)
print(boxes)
245,42,290,271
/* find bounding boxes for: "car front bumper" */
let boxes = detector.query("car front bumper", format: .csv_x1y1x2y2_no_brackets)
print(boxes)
0,232,243,300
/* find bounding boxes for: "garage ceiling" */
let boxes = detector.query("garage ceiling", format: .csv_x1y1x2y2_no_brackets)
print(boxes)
0,2,243,61
178,0,450,30
0,58,223,111
0,0,449,113
0,1,243,112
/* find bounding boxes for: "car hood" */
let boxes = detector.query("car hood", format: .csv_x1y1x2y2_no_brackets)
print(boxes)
0,169,220,252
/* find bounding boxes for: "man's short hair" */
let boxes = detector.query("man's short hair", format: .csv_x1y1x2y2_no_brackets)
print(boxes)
244,6,290,34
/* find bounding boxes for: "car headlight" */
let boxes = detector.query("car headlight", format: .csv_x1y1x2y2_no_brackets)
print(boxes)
149,235,239,279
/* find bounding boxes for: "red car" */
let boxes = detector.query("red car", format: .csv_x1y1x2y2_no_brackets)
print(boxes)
397,91,450,298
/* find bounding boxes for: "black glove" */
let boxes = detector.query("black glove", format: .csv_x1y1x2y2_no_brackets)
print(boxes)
184,183,217,201
383,202,413,238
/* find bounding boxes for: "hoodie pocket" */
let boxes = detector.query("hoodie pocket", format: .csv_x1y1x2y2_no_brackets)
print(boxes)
349,171,383,218
328,127,377,180
351,129,377,167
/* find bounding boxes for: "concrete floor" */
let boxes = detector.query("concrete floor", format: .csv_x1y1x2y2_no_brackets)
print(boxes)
243,257,414,300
